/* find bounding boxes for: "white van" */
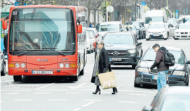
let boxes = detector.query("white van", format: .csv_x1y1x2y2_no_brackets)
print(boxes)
98,21,123,36
144,10,167,29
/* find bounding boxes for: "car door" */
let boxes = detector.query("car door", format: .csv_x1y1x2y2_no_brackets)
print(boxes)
182,50,190,79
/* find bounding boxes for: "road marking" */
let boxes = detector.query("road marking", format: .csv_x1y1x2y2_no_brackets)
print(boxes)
34,92,50,94
74,108,81,111
2,93,18,95
66,92,82,94
118,101,137,104
84,99,101,102
68,83,87,89
130,93,146,96
14,99,33,101
119,90,157,93
49,99,66,101
1,90,30,91
83,102,94,107
35,83,55,90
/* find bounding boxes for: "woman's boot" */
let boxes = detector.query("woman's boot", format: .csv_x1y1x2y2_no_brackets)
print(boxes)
93,86,101,94
112,87,118,94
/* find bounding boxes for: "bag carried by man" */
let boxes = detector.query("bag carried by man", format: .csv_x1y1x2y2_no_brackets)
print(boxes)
164,50,175,66
98,71,117,90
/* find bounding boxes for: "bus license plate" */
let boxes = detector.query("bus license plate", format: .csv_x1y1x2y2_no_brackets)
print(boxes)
32,71,53,74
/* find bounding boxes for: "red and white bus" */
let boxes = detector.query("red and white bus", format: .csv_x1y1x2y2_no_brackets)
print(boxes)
2,5,88,81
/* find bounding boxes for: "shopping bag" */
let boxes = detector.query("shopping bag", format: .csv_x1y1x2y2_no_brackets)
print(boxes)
98,71,117,90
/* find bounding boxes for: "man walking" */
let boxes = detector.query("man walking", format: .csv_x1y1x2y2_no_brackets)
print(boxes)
148,43,169,91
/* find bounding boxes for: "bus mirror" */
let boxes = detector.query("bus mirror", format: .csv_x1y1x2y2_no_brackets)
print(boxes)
77,25,82,33
2,21,7,30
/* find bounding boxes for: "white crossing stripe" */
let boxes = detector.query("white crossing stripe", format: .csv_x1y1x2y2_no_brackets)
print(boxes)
83,102,94,107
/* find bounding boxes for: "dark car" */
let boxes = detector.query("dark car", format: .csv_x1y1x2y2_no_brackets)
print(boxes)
0,51,6,76
104,32,143,69
142,86,190,111
135,47,190,87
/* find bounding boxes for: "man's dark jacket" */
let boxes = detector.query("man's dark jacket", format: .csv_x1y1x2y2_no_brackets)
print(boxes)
91,47,111,83
150,47,169,71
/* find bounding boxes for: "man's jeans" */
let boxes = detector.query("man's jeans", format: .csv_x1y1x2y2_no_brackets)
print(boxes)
157,71,168,91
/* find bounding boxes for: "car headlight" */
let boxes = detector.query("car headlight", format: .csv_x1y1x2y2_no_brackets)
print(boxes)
65,63,70,68
59,63,64,68
176,32,179,34
128,49,136,53
15,63,20,68
137,68,148,72
173,71,185,76
21,63,25,68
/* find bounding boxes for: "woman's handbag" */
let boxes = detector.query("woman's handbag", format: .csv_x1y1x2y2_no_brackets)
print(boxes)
98,71,117,90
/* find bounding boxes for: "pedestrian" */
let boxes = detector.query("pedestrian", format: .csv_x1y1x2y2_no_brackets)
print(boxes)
91,40,118,95
148,43,169,91
96,23,100,31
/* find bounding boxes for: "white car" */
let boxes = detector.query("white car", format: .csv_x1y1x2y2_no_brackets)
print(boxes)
98,21,124,36
86,31,94,53
87,28,102,42
0,51,6,76
146,22,169,40
174,24,190,40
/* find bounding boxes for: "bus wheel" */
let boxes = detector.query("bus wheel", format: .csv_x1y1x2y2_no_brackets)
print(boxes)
80,69,84,75
13,76,22,82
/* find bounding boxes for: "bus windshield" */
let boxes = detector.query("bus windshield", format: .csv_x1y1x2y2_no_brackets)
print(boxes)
9,8,75,53
145,16,164,24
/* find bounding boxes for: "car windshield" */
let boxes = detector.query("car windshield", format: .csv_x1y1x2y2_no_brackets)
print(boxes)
9,8,75,52
161,95,190,111
148,24,165,29
104,34,134,44
145,16,164,24
133,22,140,29
143,49,185,64
179,25,190,29
100,24,119,32
87,30,95,37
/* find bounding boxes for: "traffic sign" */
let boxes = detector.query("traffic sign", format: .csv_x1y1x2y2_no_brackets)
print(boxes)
15,1,19,6
107,6,114,13
176,10,179,19
141,1,146,5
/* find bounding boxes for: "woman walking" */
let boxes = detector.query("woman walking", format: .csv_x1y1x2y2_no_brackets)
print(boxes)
91,40,118,95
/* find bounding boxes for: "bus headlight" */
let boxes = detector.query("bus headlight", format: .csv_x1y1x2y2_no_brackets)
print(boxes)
21,63,25,68
173,71,185,76
65,63,69,68
15,63,20,68
59,63,64,68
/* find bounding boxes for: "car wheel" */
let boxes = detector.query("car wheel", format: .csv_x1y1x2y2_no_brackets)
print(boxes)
186,76,189,86
132,65,136,69
13,76,22,82
1,62,6,76
134,80,140,87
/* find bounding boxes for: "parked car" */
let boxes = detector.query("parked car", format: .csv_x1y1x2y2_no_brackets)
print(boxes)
142,86,190,111
98,21,123,36
86,31,94,53
87,28,102,49
167,18,178,28
134,46,190,87
0,51,6,76
103,32,143,69
146,22,169,40
86,29,96,51
174,24,190,40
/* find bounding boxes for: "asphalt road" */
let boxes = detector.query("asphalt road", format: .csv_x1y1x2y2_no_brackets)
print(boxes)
1,37,190,111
